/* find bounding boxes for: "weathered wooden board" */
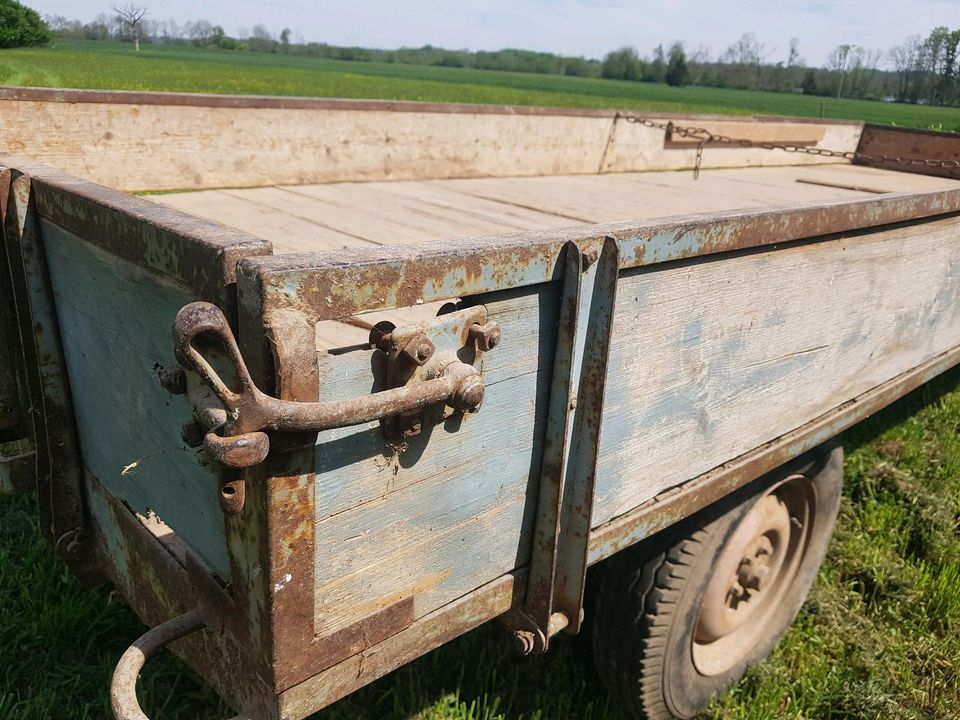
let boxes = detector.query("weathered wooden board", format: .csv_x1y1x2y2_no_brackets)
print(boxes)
151,165,960,259
311,286,556,637
856,124,960,180
593,216,960,523
39,221,231,578
0,89,862,191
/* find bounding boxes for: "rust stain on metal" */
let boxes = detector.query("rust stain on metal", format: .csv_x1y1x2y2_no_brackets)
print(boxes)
87,475,273,714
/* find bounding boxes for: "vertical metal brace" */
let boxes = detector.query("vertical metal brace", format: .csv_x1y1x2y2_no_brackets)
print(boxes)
3,171,91,574
513,236,619,653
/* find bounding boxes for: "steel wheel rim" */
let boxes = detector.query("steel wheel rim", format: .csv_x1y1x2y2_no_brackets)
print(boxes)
691,474,816,676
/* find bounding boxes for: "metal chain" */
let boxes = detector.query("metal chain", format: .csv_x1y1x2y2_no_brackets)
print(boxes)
619,114,960,178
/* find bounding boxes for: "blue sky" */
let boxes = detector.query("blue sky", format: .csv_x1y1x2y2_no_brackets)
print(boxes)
30,0,960,66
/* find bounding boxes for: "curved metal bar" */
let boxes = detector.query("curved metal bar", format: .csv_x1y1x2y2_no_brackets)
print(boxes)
173,302,485,438
110,607,251,720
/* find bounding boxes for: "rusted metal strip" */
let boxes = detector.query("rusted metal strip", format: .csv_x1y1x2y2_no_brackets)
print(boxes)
240,189,960,322
554,236,618,633
587,342,960,564
0,154,271,310
3,172,90,572
276,571,524,718
0,166,30,448
517,236,618,650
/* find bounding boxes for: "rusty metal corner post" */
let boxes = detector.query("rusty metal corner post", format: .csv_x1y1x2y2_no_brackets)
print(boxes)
0,166,37,494
2,170,94,576
511,236,619,653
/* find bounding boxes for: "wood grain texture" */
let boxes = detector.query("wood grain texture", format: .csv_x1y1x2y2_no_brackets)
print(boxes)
1,98,861,191
311,286,556,637
592,215,960,523
39,221,232,578
150,166,960,259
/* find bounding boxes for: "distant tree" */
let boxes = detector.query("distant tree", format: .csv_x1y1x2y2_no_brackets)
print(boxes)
827,43,856,99
648,43,666,82
801,68,818,94
112,3,146,51
787,38,800,66
280,27,290,52
249,24,276,52
665,42,689,86
0,0,52,48
188,19,213,46
601,46,641,81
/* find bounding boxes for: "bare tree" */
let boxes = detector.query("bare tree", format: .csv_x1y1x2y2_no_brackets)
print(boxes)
113,4,147,51
787,38,803,67
827,43,857,99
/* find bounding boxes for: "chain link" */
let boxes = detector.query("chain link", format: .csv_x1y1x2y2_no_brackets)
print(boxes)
619,114,960,173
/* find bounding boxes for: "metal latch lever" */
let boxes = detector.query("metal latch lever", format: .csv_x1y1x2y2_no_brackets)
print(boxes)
173,302,485,469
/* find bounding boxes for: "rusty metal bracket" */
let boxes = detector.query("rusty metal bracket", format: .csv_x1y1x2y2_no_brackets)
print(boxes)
110,605,256,720
508,237,619,654
173,302,493,469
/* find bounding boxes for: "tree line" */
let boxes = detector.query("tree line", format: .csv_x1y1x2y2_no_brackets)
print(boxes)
9,1,960,107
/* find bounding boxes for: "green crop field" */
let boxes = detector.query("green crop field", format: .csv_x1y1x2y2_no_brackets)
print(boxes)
2,37,960,720
3,370,959,720
1,40,960,130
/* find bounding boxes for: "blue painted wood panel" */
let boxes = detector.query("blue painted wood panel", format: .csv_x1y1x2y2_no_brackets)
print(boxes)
40,220,231,578
593,217,960,525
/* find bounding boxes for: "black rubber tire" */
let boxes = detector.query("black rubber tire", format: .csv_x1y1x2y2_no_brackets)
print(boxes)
592,442,843,720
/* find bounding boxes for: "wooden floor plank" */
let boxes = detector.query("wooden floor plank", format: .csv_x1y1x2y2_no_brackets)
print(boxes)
151,165,960,258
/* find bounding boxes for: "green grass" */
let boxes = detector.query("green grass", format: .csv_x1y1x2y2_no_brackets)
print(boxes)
2,40,960,130
3,367,960,719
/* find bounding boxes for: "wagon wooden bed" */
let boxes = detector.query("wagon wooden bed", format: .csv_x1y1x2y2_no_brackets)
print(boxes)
2,87,959,720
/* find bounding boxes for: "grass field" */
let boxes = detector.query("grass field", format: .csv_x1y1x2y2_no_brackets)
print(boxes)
2,40,960,130
3,366,959,720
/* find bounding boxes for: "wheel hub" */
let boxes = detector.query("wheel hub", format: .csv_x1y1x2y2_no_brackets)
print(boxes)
691,475,815,676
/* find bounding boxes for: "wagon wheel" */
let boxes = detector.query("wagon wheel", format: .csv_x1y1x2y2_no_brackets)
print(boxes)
591,442,843,720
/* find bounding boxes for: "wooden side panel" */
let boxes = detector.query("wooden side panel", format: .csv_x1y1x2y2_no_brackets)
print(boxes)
0,98,861,191
310,286,557,637
593,216,960,524
856,124,960,180
39,222,232,578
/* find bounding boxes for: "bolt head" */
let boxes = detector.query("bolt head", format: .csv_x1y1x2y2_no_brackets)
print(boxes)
454,376,485,413
512,630,536,655
470,322,502,352
400,334,435,366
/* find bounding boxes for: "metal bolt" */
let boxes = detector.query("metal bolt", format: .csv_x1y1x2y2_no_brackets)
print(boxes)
399,334,435,366
512,630,536,655
469,322,501,352
453,375,485,413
